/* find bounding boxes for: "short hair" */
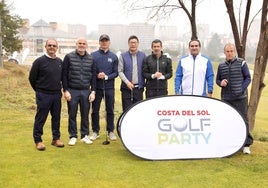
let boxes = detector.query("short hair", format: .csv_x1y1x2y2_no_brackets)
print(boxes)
151,39,162,48
128,35,139,43
224,43,236,51
188,39,201,47
45,39,58,46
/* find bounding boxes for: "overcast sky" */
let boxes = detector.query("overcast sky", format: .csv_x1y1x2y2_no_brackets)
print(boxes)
9,0,262,34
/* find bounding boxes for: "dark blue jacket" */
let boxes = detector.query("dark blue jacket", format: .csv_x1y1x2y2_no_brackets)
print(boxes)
91,49,118,90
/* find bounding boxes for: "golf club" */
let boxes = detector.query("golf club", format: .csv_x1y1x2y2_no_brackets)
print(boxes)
102,79,110,145
131,87,133,104
103,131,110,145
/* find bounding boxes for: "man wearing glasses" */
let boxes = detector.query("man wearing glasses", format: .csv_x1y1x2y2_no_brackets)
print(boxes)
118,35,146,112
175,39,214,97
29,39,64,151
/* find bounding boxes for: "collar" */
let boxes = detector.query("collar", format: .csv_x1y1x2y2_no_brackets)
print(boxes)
99,48,109,53
45,53,56,59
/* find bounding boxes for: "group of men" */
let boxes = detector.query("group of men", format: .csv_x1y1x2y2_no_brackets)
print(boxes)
29,35,253,154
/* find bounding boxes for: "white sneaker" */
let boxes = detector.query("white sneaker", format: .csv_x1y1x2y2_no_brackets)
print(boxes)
68,137,77,146
243,147,251,154
89,132,100,140
108,132,117,141
81,135,93,144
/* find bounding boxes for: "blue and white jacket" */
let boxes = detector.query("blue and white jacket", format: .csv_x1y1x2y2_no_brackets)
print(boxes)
175,53,214,96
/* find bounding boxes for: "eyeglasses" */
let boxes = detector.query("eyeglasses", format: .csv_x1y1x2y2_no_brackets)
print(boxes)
190,45,199,48
47,44,57,47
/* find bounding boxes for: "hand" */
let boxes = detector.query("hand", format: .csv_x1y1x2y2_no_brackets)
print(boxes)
126,82,134,90
207,93,212,98
154,72,163,79
97,72,106,79
221,79,228,87
64,91,71,101
89,92,95,102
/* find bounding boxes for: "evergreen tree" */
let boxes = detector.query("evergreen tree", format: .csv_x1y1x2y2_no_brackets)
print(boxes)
0,0,23,56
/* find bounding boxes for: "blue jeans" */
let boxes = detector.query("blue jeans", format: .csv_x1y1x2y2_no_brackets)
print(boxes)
67,89,90,138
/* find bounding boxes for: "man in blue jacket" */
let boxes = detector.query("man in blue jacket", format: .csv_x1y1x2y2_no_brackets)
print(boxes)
90,34,118,141
175,39,214,97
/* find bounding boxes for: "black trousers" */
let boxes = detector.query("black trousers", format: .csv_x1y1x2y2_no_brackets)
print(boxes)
91,88,115,133
145,89,168,99
67,89,90,139
33,91,62,143
121,87,144,112
224,98,254,147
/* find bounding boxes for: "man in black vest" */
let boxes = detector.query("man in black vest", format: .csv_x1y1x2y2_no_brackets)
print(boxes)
62,38,96,146
118,35,146,112
216,43,253,154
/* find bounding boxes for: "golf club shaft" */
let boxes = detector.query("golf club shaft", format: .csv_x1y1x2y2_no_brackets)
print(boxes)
131,88,133,104
102,79,110,145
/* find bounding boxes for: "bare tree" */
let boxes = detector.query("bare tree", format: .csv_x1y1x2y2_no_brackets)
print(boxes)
123,0,199,39
224,0,261,58
248,0,268,131
225,0,267,130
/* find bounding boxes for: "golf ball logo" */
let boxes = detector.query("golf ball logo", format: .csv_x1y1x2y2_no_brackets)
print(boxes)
173,117,187,132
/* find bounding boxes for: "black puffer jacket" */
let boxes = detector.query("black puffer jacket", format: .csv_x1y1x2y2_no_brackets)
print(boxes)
62,51,96,91
216,57,251,100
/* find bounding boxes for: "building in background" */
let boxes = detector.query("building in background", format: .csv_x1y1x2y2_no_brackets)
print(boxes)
98,23,155,51
19,19,98,60
18,18,255,63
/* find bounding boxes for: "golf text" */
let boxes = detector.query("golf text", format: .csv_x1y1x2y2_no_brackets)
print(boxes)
157,109,211,145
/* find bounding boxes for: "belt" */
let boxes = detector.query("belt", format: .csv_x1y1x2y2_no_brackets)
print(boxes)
133,84,139,88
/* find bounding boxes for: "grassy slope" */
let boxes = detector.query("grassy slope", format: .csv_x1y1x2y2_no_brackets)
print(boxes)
0,62,267,188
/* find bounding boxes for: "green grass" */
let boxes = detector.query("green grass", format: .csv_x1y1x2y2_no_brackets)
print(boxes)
0,62,268,188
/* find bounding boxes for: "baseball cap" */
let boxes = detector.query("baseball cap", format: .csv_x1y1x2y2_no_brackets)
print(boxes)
99,34,110,41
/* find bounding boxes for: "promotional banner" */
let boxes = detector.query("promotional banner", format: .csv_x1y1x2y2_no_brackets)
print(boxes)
117,95,247,160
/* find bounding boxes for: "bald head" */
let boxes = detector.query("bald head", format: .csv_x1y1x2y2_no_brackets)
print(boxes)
76,37,88,55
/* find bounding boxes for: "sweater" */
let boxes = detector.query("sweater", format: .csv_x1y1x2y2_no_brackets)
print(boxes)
29,55,62,94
